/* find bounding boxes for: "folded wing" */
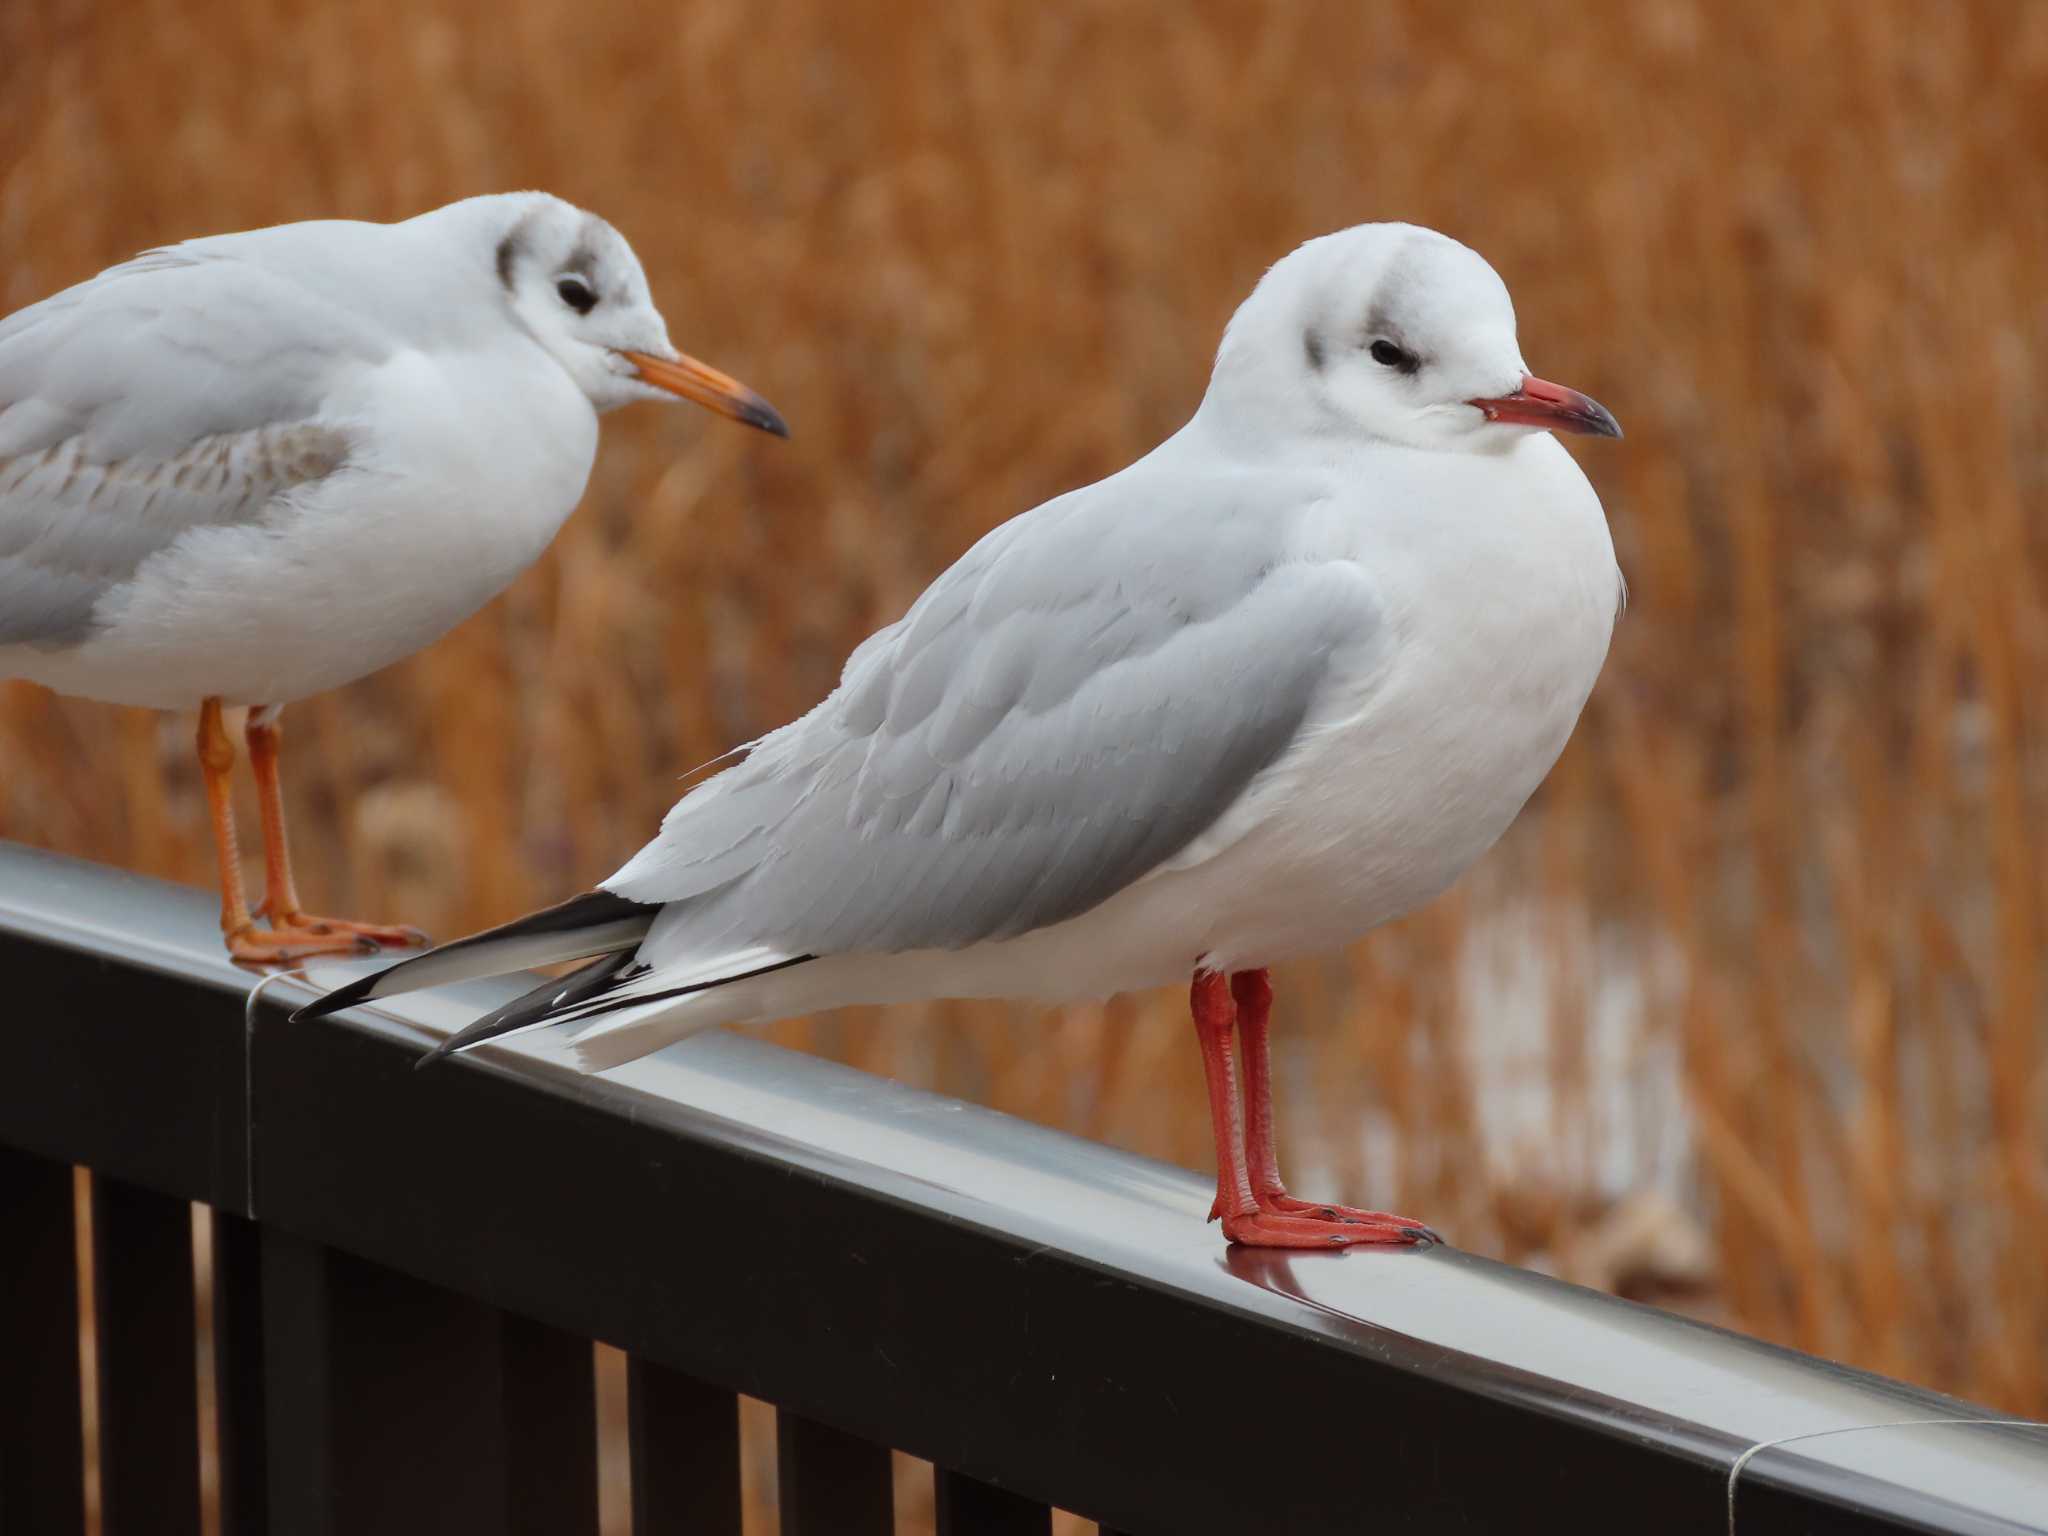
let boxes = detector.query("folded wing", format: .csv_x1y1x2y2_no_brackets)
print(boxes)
0,244,390,646
607,465,1377,969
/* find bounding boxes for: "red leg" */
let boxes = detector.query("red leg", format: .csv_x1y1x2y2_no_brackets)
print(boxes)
1234,970,1289,1197
1193,971,1257,1223
1192,970,1433,1249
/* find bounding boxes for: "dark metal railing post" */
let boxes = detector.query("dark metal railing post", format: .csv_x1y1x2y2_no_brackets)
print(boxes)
934,1466,1053,1534
260,1226,600,1535
0,1147,87,1534
627,1357,742,1534
208,1211,269,1536
255,1227,340,1536
775,1408,892,1535
89,1174,201,1536
497,1313,601,1536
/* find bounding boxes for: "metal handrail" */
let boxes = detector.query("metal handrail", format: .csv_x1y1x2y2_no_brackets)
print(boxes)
2,837,2045,1534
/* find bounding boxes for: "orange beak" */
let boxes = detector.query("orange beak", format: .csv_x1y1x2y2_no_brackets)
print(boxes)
621,350,789,438
1467,374,1622,439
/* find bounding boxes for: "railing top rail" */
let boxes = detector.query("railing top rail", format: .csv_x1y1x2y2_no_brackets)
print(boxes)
3,837,2044,1534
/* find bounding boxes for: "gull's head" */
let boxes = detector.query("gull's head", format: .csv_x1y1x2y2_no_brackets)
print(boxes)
1206,222,1618,454
490,194,787,435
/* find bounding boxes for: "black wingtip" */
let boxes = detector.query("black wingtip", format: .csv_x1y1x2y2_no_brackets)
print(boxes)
291,972,385,1023
290,889,658,1027
408,950,643,1073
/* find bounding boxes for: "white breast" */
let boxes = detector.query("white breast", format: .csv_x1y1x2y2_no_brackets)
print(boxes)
1117,434,1620,975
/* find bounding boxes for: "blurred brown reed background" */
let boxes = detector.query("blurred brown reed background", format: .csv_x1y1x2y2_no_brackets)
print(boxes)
5,0,2047,1529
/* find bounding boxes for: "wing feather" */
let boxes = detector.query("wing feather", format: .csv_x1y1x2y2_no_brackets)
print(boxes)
0,244,389,646
606,463,1378,961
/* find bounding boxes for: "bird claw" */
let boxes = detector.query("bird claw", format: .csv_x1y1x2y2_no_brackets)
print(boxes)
1219,1210,1437,1250
275,912,429,948
226,913,429,969
1264,1194,1442,1243
1208,1190,1443,1245
227,924,379,967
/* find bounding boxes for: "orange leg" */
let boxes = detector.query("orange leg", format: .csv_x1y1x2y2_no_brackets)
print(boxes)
244,703,307,924
242,705,428,957
197,697,257,941
1194,968,1437,1248
200,699,381,965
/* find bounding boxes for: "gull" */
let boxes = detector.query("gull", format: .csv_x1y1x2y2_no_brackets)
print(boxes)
303,222,1623,1249
0,192,786,963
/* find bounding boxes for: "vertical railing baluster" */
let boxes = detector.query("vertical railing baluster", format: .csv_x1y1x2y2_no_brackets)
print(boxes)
499,1314,600,1536
260,1229,602,1536
0,1148,87,1533
90,1174,200,1536
256,1228,339,1536
774,1408,891,1536
209,1211,268,1536
625,1358,741,1535
934,1467,1052,1535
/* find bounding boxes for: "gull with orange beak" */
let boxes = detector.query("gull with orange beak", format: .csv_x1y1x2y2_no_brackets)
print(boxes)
0,192,785,962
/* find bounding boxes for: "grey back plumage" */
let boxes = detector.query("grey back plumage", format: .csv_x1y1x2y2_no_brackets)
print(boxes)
0,245,386,647
607,455,1378,958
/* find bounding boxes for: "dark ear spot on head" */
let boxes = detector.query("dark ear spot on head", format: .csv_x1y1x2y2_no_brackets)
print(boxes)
1303,328,1326,372
495,232,521,292
564,221,603,282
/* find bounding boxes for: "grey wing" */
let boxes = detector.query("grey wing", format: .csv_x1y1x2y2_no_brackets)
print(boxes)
0,245,388,646
607,472,1378,956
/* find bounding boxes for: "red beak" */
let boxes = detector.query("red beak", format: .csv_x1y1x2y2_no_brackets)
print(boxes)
1468,374,1622,439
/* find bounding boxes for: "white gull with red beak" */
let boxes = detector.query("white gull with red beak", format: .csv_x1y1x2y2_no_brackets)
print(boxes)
0,192,786,963
305,221,1624,1251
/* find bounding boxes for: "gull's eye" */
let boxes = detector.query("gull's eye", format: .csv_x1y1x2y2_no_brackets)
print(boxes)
1370,339,1419,374
556,275,597,315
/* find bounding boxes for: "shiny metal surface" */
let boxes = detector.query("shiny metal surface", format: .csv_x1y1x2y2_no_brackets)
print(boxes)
3,837,2045,1534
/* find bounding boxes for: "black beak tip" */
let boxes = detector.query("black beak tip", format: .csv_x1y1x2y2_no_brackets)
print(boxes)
746,399,792,439
1586,400,1624,440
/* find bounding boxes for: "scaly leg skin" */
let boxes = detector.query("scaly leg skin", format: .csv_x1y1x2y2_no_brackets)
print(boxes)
198,698,257,941
1192,971,1433,1249
199,699,368,964
242,704,428,956
1197,968,1439,1247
